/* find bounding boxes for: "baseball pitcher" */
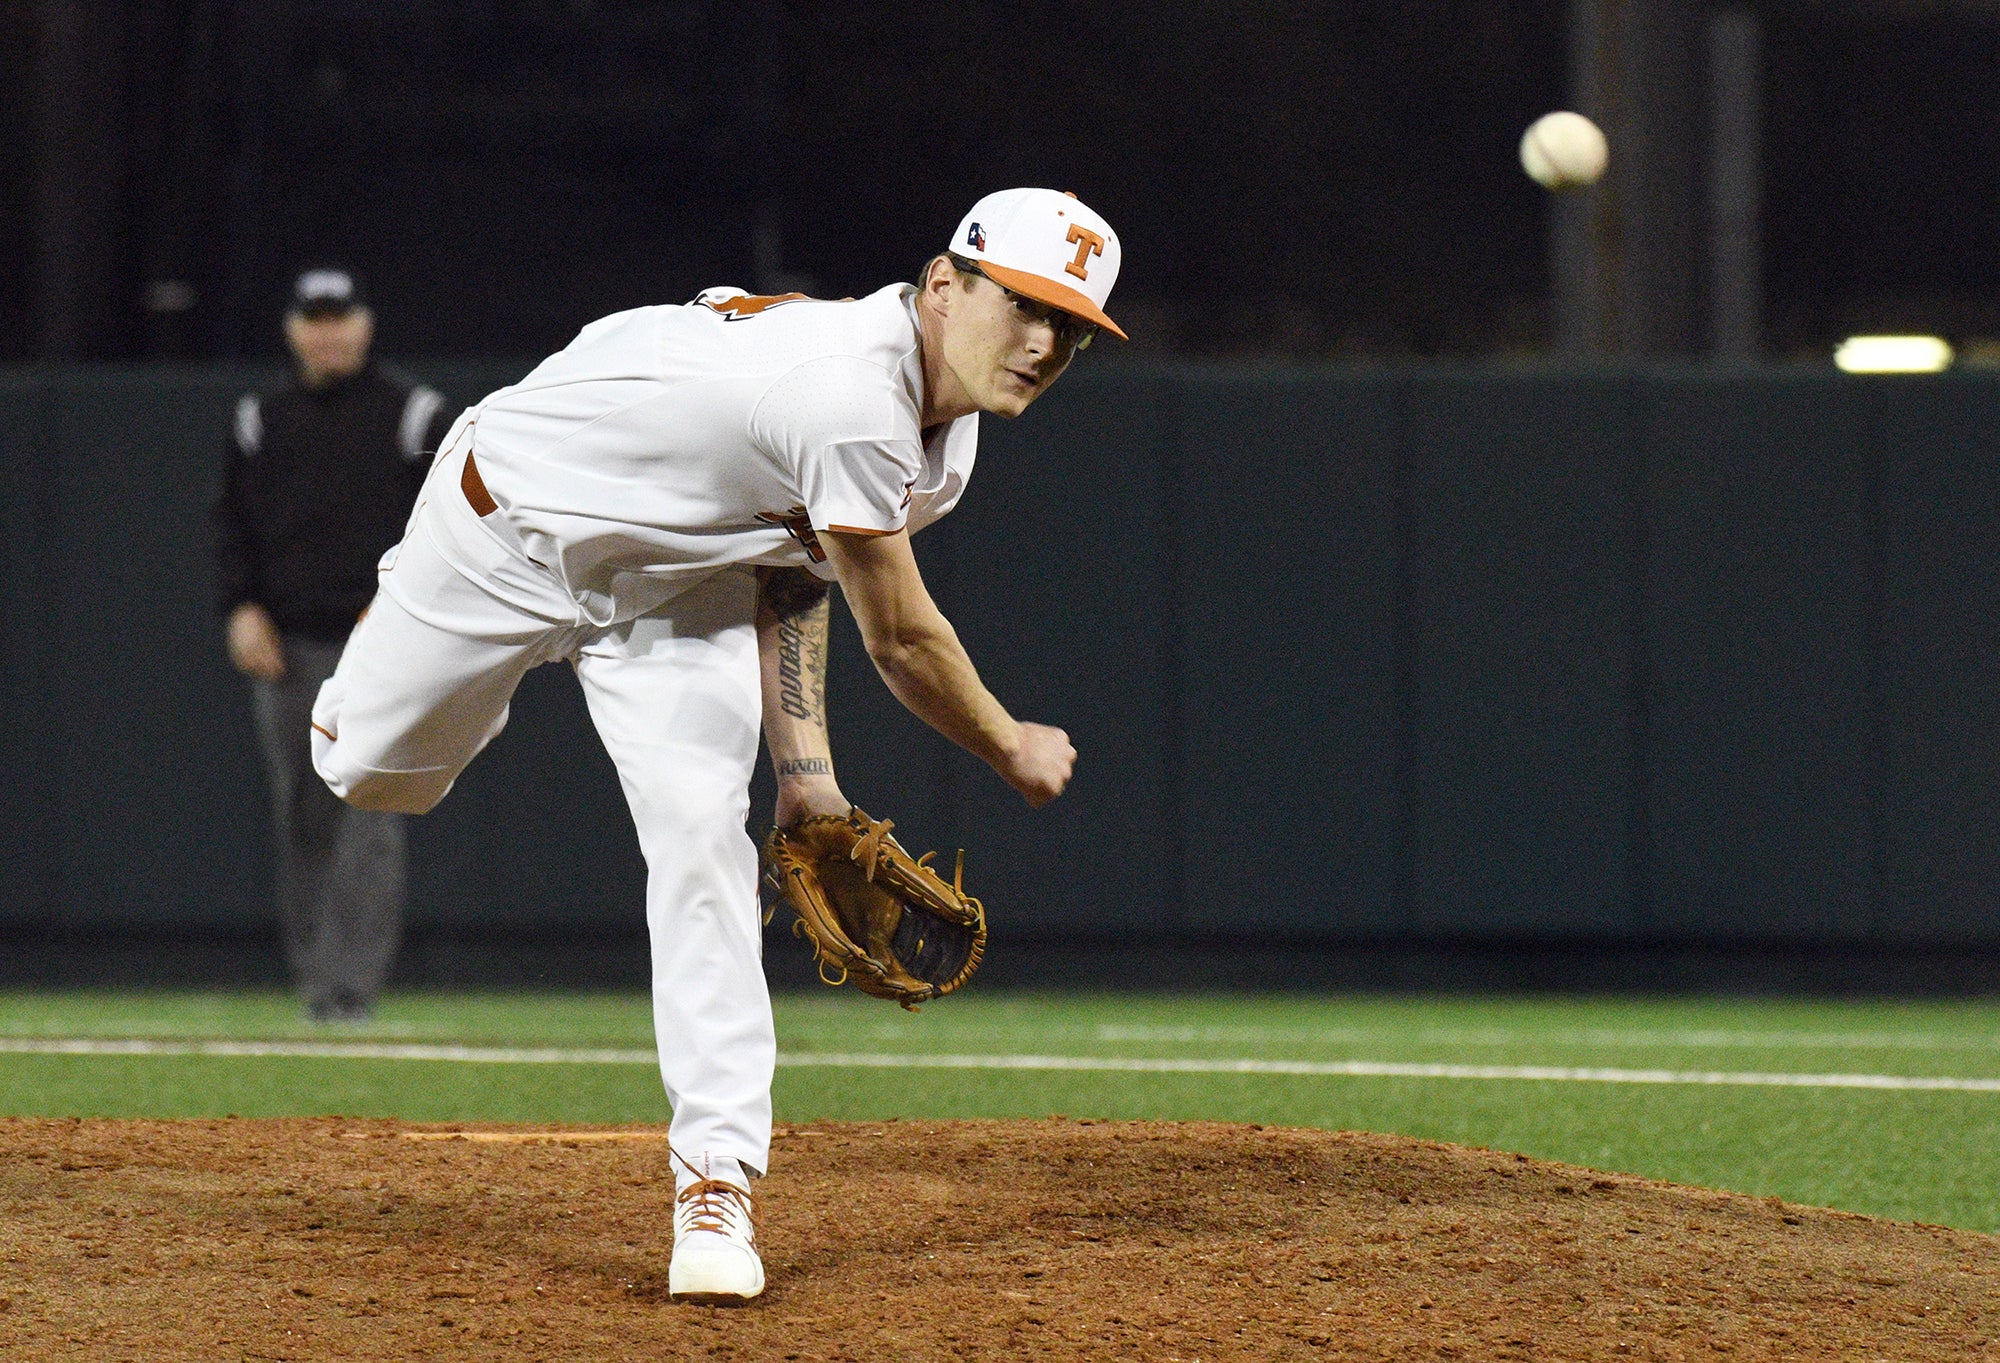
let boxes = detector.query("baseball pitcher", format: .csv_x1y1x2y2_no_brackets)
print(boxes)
309,188,1124,1303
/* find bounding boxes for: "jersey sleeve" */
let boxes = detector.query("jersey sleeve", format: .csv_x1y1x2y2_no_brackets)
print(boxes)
749,355,923,536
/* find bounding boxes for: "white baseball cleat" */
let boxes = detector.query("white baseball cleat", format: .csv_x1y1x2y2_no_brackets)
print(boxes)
668,1178,765,1305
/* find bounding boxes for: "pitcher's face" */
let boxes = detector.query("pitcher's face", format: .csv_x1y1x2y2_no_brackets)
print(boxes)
938,268,1091,418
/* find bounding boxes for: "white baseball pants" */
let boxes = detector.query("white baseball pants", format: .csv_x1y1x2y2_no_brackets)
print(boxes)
311,453,774,1182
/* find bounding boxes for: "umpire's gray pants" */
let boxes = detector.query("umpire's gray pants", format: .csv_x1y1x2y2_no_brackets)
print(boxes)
252,635,404,1010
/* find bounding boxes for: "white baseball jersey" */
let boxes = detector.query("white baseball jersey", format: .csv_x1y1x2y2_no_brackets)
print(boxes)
436,283,977,625
320,282,984,1185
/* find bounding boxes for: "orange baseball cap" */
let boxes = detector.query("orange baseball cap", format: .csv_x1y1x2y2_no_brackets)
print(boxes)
951,188,1126,340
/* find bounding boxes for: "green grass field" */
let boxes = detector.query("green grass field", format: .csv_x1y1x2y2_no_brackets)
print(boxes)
3,988,1997,1233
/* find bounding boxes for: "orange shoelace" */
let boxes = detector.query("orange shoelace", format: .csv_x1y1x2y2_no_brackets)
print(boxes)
678,1178,753,1239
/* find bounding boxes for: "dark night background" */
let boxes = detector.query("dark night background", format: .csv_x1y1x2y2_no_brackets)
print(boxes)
11,1,2000,365
7,1,2000,366
8,3,2000,989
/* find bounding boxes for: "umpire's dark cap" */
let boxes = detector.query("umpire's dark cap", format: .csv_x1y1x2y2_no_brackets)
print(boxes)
289,268,367,318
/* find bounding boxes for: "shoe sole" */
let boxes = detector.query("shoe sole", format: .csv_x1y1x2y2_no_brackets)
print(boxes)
668,1258,764,1306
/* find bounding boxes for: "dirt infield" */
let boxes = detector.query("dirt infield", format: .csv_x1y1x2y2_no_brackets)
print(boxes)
0,1116,1993,1361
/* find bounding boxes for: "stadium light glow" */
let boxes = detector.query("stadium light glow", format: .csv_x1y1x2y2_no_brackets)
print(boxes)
1833,335,1953,374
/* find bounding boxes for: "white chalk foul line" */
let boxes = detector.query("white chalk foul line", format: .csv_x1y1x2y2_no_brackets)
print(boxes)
0,1038,656,1064
1093,1023,2000,1053
2,1037,1999,1093
780,1052,2000,1093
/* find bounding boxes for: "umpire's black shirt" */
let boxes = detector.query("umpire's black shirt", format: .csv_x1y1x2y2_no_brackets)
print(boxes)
212,363,454,642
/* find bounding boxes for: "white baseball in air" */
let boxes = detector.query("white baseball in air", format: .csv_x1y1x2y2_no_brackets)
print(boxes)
1519,111,1608,190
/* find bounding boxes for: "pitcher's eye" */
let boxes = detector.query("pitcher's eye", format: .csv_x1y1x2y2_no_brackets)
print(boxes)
999,287,1094,350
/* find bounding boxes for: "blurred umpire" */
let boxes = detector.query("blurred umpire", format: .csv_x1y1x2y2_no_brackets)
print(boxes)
211,268,453,1023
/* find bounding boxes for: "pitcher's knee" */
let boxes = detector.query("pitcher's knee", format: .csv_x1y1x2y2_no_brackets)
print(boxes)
313,744,454,815
628,774,748,844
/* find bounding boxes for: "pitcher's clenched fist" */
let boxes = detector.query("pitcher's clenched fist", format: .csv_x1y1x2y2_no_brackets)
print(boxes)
1001,722,1075,807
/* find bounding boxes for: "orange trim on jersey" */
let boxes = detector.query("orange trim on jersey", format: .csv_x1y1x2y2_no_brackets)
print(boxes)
700,292,808,319
311,721,337,743
755,507,827,563
975,261,1127,340
826,523,902,537
462,451,497,516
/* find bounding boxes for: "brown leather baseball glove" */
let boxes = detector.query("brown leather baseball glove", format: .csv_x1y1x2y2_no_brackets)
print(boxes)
760,808,987,1010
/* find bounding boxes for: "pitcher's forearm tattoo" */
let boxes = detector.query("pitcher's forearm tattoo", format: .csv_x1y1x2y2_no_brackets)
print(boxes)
776,616,811,720
776,758,832,778
763,568,832,726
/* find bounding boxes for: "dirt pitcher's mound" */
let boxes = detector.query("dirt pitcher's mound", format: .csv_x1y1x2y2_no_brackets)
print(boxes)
0,1117,1993,1361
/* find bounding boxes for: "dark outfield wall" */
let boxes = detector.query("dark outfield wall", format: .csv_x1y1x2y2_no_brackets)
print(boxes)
1,365,1996,946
